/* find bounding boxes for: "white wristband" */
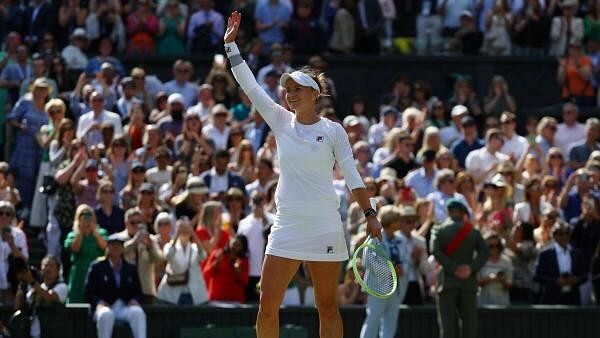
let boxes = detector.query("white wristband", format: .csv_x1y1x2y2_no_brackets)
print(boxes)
224,42,241,58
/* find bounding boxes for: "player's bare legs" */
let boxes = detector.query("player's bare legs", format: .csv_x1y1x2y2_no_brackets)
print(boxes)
256,255,301,338
307,261,343,338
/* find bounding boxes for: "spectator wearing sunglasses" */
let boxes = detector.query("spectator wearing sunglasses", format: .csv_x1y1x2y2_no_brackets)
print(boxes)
478,232,513,305
71,159,103,207
0,201,28,306
534,117,558,159
64,204,108,303
534,223,587,305
94,181,125,235
118,208,164,304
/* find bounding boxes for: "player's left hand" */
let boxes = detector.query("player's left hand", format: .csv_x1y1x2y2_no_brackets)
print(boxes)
366,216,382,241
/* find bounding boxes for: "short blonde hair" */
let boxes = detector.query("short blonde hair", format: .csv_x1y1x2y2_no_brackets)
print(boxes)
536,116,558,135
379,205,402,228
73,204,96,232
45,98,66,115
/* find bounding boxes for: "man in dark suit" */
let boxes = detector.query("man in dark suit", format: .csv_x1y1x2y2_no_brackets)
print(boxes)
430,198,489,338
534,223,587,305
84,234,147,338
200,149,247,197
22,0,55,51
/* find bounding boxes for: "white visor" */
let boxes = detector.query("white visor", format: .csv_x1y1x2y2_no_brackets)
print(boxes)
280,71,320,94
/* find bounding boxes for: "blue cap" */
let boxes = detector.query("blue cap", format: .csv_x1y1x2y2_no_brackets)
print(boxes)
131,160,144,170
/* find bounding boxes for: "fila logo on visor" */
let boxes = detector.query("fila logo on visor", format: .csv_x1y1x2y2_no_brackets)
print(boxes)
316,136,324,142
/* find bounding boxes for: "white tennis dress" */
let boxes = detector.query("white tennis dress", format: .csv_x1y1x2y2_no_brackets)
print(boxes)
230,50,365,261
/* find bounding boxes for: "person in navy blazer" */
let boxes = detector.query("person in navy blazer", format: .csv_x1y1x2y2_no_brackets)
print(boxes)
84,234,147,338
534,223,587,305
22,0,55,50
200,149,247,196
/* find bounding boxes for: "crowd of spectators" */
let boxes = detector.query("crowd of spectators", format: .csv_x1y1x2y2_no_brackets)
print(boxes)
6,0,600,60
0,0,597,337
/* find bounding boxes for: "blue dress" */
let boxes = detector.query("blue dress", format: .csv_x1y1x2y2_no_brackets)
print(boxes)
8,96,49,206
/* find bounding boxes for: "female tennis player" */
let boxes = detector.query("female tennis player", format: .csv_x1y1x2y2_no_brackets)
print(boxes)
224,11,382,338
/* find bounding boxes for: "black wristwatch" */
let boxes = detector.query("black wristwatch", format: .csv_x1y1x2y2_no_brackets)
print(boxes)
364,208,377,218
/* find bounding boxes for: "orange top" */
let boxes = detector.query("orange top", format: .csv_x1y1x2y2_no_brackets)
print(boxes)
562,56,595,98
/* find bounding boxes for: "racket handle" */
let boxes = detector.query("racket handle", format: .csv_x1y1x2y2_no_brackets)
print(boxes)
369,197,378,211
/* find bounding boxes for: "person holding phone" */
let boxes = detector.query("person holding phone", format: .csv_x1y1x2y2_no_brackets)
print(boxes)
0,201,28,305
478,233,513,305
63,204,108,303
224,12,381,338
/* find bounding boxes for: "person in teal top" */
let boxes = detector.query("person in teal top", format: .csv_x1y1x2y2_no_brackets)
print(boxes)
157,0,187,55
64,204,108,303
584,3,600,43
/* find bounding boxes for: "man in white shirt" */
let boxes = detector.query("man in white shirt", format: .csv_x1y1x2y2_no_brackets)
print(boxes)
76,91,123,146
237,192,274,302
465,128,510,186
145,146,173,187
499,112,528,161
246,158,275,197
187,83,215,123
555,102,585,155
162,60,198,107
61,28,88,72
202,104,231,150
368,105,399,148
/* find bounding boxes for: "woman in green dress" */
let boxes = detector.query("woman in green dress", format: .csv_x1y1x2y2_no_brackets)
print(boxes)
157,0,186,55
64,204,107,303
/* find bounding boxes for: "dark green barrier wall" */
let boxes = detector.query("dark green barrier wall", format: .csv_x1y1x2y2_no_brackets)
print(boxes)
121,55,562,114
2,304,599,338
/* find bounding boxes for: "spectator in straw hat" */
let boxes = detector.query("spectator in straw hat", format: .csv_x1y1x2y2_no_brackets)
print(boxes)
172,176,209,220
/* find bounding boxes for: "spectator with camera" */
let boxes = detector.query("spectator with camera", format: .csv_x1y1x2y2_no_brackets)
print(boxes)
119,208,164,304
85,233,146,338
64,204,108,303
0,201,28,306
13,255,67,338
559,168,594,224
157,217,208,305
203,234,249,303
478,232,513,305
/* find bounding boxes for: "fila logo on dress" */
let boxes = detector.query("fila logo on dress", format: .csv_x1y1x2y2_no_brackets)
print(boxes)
327,246,333,253
316,136,324,142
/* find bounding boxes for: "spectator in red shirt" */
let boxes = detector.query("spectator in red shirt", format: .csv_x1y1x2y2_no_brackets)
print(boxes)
203,234,249,303
195,200,230,267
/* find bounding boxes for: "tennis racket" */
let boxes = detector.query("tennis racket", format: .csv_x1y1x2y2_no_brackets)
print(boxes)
351,198,398,299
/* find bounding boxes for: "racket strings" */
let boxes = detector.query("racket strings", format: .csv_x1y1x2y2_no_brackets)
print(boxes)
357,246,395,296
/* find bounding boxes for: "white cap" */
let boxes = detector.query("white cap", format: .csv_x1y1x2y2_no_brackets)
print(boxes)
343,115,361,127
71,28,87,39
451,105,468,117
280,71,320,93
167,93,185,107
